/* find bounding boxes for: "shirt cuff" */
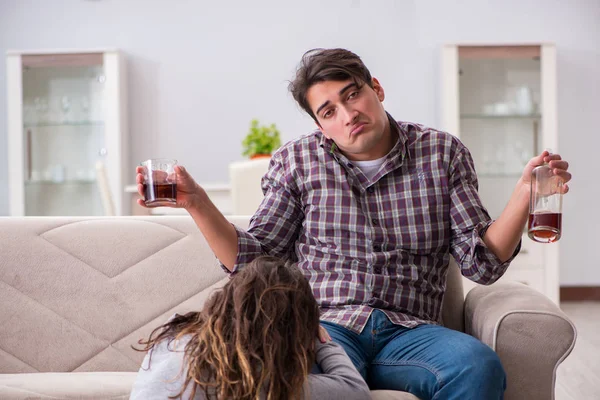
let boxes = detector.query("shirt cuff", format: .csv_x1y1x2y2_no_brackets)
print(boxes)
217,224,264,274
470,220,522,281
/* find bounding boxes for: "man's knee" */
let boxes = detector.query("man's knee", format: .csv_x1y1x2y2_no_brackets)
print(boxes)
462,341,506,388
430,338,506,399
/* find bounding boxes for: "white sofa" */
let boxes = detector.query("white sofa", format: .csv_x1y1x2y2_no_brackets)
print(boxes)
0,216,576,399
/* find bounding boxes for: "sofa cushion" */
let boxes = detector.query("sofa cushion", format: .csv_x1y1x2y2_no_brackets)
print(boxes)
0,372,418,400
0,372,136,399
0,217,232,373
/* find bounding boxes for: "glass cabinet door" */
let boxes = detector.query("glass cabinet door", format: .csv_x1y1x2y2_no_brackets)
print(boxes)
7,50,127,217
457,46,543,219
441,44,560,304
22,54,106,215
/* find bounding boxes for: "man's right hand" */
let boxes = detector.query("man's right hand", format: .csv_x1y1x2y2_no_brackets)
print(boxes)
136,165,206,211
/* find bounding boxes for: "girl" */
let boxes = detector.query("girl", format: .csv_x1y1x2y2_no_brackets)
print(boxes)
130,256,370,400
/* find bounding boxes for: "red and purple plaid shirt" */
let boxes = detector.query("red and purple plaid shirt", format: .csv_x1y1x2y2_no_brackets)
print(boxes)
227,115,519,333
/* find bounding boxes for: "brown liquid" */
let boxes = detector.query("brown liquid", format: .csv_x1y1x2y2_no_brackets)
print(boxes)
528,212,562,243
143,183,177,206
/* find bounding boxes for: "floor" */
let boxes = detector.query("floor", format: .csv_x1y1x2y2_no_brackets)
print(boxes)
555,302,600,399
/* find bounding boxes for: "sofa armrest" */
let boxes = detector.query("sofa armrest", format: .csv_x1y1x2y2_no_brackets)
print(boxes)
464,282,576,400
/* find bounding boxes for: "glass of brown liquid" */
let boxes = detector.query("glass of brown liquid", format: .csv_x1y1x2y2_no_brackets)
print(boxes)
528,151,563,243
141,159,177,207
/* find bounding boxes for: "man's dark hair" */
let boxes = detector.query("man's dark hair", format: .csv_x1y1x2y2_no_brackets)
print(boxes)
288,48,373,122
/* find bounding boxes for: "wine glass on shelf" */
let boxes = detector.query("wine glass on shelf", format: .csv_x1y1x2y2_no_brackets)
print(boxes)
61,96,71,123
80,96,90,123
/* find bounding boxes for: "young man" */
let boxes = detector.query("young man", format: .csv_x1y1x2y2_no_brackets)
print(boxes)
136,48,571,399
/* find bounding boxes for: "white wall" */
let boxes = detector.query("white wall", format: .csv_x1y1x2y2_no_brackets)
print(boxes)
1,0,598,285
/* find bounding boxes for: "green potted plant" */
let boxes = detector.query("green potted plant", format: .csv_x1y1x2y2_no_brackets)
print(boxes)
241,119,281,159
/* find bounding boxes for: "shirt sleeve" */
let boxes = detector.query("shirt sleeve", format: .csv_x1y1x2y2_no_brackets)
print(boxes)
129,336,205,400
448,142,521,285
306,340,371,400
218,149,304,273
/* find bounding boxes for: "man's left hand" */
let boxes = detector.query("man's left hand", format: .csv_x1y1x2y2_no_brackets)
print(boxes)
520,150,571,194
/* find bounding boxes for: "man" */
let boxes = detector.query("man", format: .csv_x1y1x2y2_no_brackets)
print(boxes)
136,48,571,399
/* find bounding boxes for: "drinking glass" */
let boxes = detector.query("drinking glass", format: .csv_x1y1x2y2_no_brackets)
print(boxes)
140,159,178,206
528,151,563,243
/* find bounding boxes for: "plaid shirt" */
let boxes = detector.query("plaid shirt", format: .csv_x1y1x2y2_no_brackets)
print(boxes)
226,115,519,333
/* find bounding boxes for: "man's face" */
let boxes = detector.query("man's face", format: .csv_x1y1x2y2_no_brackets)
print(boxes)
306,78,392,161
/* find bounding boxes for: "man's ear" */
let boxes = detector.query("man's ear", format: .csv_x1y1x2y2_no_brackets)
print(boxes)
314,119,328,137
372,77,385,102
318,125,330,139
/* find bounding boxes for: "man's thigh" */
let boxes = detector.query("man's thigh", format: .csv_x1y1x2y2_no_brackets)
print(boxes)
320,320,370,380
370,324,505,400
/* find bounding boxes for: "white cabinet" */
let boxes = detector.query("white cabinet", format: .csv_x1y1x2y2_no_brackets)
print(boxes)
7,49,128,216
441,44,559,303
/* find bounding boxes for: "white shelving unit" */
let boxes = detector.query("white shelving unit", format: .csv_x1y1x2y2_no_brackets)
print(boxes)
441,44,560,303
7,49,128,216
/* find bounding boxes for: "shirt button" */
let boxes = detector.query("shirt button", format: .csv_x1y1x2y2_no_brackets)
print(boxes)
367,187,375,194
373,244,381,252
372,218,379,226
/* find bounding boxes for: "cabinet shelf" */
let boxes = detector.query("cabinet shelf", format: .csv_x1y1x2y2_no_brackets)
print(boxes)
24,121,104,128
460,114,541,120
478,173,522,178
25,179,96,186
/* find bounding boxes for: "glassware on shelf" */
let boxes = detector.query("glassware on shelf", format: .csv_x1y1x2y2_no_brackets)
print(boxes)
79,95,90,122
515,86,535,115
51,164,66,183
33,97,49,124
30,170,41,182
61,96,71,123
23,99,35,125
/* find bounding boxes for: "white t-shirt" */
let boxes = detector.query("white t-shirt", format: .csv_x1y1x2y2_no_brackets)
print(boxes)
353,155,387,181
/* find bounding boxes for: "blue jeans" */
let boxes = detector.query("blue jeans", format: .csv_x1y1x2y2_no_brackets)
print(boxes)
321,310,505,400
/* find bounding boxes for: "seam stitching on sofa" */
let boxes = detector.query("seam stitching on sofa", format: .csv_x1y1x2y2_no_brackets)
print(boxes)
34,219,85,237
111,276,227,344
492,310,578,400
0,384,60,398
0,345,40,373
71,278,228,371
37,235,114,279
108,234,188,279
39,224,188,279
0,280,107,369
1,252,220,371
36,218,188,238
126,216,190,235
70,344,140,372
1,234,199,371
72,291,197,370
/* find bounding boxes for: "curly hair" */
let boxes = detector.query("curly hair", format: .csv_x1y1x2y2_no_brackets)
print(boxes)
134,256,321,400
